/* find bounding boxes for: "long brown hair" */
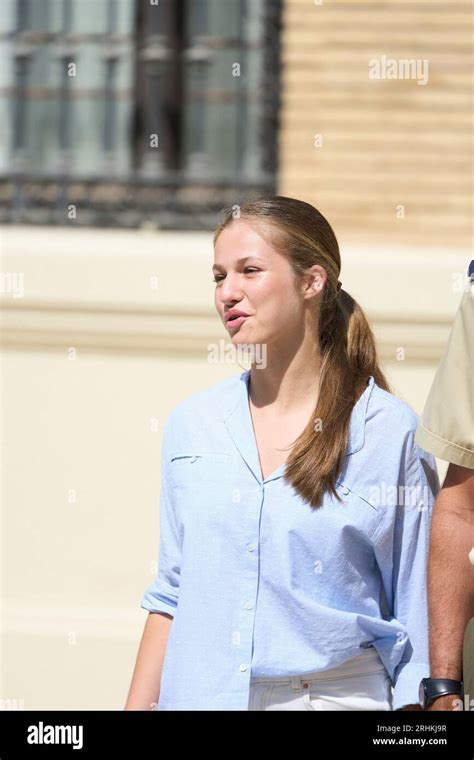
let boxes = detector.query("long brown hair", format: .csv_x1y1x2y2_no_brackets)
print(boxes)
213,196,391,509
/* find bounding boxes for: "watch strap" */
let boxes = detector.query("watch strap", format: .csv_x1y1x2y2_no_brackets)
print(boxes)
423,678,464,702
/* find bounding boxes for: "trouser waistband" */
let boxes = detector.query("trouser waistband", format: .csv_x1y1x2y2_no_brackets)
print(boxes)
250,647,388,692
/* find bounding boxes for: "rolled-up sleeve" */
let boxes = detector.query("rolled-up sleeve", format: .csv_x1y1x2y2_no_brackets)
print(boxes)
415,285,474,469
140,417,181,617
373,430,439,710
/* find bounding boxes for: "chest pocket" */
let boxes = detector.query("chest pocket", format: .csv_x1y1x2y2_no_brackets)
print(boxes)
332,480,381,538
169,451,231,487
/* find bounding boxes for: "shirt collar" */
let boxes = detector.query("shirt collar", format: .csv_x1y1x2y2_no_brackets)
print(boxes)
346,374,375,455
223,370,375,485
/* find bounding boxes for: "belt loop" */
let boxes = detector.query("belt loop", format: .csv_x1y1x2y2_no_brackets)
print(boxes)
290,676,302,692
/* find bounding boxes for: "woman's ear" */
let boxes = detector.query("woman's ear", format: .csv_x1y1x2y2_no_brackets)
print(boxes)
301,265,327,301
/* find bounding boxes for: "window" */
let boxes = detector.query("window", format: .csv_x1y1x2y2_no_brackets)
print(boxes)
1,0,282,228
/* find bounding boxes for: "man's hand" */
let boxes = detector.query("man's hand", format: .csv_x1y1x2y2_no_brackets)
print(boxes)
426,694,464,711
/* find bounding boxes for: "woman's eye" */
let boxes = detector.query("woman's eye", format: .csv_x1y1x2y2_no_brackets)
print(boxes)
212,267,260,283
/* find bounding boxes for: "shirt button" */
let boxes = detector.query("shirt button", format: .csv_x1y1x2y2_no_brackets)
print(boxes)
247,544,255,552
239,664,248,672
244,601,254,610
342,486,349,495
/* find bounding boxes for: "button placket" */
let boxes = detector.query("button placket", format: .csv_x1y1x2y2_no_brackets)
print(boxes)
236,483,264,687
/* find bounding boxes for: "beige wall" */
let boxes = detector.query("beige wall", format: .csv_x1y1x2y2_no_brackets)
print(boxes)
1,224,469,708
279,0,472,249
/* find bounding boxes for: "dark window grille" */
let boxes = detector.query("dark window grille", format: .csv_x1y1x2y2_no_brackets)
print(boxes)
0,0,282,229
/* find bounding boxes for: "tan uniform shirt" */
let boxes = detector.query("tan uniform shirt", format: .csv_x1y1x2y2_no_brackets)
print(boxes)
415,265,474,469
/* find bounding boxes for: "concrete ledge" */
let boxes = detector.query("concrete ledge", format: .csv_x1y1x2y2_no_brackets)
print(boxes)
1,225,470,361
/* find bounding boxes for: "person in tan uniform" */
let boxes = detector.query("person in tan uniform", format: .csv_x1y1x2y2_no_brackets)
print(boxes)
415,260,474,711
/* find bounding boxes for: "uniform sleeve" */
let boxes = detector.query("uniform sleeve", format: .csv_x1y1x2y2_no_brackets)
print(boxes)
372,430,440,711
415,279,474,469
140,416,181,617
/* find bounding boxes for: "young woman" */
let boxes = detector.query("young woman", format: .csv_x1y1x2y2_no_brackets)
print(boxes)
125,196,439,712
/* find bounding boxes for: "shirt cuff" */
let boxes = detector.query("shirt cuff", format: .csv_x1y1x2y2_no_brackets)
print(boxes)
415,423,474,469
140,587,178,618
392,661,430,711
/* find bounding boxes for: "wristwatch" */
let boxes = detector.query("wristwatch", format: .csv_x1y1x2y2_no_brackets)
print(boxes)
419,678,464,709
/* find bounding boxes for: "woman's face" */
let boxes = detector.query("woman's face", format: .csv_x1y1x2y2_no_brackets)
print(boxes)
213,220,310,347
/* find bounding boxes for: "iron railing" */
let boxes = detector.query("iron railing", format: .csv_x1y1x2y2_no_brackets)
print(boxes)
0,0,282,229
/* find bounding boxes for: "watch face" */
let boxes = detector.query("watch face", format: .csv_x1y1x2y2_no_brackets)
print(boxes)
419,679,426,706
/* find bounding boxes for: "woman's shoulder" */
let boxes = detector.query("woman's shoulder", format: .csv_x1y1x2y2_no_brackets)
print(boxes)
368,381,420,436
162,370,245,442
346,379,439,510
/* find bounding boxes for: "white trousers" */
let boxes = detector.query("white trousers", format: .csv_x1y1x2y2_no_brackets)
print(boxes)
248,647,393,711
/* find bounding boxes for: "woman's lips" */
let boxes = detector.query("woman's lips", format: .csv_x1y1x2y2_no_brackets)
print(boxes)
226,315,249,330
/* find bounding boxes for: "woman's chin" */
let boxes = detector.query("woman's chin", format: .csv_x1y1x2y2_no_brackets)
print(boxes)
228,326,256,343
230,333,250,344
227,323,268,347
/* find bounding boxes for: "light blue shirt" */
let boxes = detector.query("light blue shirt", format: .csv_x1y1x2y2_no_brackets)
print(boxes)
140,370,439,711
